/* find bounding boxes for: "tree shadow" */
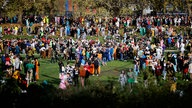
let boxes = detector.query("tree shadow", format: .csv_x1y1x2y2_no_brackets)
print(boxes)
41,74,60,86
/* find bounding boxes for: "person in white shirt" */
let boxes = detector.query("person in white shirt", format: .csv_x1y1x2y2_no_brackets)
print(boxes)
188,62,192,80
119,70,127,90
180,42,185,54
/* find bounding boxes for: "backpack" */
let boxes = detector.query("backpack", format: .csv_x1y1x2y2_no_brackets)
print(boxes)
94,59,99,68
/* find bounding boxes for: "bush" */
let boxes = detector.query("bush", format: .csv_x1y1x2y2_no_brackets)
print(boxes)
0,78,192,108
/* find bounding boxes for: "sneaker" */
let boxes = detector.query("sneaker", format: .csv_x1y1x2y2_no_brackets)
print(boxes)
92,74,95,76
21,90,27,93
97,74,99,76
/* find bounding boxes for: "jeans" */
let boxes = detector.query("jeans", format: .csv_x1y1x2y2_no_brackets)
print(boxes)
120,53,123,61
163,70,167,79
173,65,177,72
103,57,107,63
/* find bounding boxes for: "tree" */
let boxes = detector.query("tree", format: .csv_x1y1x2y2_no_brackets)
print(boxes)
73,0,95,17
25,0,56,16
0,0,6,16
149,0,164,12
3,0,33,23
149,0,186,13
29,0,48,15
135,0,150,12
95,0,130,17
0,0,5,7
186,0,192,16
2,0,57,23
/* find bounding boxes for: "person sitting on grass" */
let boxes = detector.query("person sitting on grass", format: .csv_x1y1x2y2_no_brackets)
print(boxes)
59,73,69,90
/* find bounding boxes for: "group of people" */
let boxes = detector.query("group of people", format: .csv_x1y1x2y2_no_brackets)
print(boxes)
1,14,192,91
1,52,40,88
0,33,40,87
57,54,101,89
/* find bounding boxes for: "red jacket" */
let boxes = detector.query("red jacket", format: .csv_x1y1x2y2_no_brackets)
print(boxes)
84,65,90,72
155,65,162,76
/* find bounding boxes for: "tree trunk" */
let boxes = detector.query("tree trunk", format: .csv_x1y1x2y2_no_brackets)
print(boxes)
187,3,192,17
18,13,23,24
110,7,120,17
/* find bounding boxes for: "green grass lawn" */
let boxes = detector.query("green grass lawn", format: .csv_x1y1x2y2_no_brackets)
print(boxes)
16,55,185,89
18,57,134,87
0,34,190,90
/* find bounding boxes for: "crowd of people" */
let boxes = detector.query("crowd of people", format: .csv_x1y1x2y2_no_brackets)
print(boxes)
0,14,192,91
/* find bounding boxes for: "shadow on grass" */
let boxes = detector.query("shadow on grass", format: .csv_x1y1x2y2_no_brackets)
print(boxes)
41,74,60,86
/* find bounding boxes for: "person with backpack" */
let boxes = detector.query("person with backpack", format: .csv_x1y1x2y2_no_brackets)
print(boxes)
93,57,100,76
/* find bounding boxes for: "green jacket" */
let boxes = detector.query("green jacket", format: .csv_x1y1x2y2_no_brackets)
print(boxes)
26,63,34,70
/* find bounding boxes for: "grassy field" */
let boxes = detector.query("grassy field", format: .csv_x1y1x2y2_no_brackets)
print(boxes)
15,50,184,89
0,30,188,89
18,56,134,88
19,56,185,89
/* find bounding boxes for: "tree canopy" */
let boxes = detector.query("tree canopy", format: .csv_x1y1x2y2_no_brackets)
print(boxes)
0,0,192,19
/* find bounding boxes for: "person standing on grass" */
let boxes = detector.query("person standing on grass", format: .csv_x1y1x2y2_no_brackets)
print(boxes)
12,55,22,80
127,68,134,89
180,42,185,54
93,57,100,76
162,60,167,80
14,26,18,35
188,61,192,81
171,53,177,73
84,61,91,85
133,61,139,83
27,47,34,60
155,62,162,83
15,44,20,55
33,58,40,82
0,26,2,35
51,50,56,63
177,55,184,73
23,58,29,78
79,65,86,88
119,70,127,90
183,59,189,81
143,70,148,88
58,60,64,77
26,60,34,87
73,66,79,87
